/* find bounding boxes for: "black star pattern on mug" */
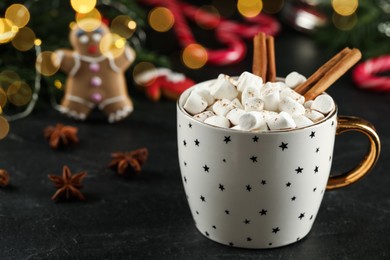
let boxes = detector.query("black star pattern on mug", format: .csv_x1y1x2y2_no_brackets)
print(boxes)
310,131,316,138
252,135,259,142
200,195,206,202
194,139,200,146
296,237,300,241
286,182,291,187
298,213,305,220
224,136,231,144
244,219,251,224
314,166,319,173
196,210,199,215
261,180,267,185
247,237,252,242
295,167,303,174
203,165,210,172
329,155,332,161
269,242,273,246
219,184,225,191
179,124,181,128
279,142,288,151
332,121,335,126
313,187,317,192
205,231,209,236
212,225,216,229
291,196,297,201
272,227,280,234
229,242,234,246
183,176,187,183
222,158,226,163
225,210,230,215
316,147,320,153
188,122,192,128
184,161,187,166
246,185,252,192
259,209,267,215
250,156,258,163
310,215,314,220
183,140,187,147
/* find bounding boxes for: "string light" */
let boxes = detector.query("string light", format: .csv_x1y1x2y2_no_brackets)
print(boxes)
237,0,263,18
70,0,97,14
111,15,137,39
12,26,36,51
75,9,102,32
5,4,30,28
182,44,208,69
332,0,358,16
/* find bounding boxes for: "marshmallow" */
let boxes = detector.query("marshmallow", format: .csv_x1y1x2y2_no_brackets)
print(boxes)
193,111,215,122
305,109,325,122
280,88,305,104
238,111,266,131
193,88,215,106
212,99,236,116
260,110,279,121
230,125,243,130
244,97,264,112
241,85,261,105
231,98,244,110
183,92,208,115
226,108,246,125
204,115,230,128
267,111,296,130
210,74,238,100
285,71,306,89
311,94,335,115
303,100,314,108
262,89,280,111
279,96,305,116
293,115,313,128
235,71,263,92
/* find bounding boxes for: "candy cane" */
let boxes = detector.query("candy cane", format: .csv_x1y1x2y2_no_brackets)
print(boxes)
352,55,390,91
141,0,280,65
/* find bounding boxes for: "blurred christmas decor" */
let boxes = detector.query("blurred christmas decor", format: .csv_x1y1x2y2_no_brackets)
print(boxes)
141,0,280,67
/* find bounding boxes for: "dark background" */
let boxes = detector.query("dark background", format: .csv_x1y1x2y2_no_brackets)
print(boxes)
1,1,390,259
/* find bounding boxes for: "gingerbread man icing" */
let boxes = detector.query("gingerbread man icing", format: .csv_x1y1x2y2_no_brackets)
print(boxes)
54,20,135,123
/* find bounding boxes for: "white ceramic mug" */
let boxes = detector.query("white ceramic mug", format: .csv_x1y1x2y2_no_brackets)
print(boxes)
177,79,380,249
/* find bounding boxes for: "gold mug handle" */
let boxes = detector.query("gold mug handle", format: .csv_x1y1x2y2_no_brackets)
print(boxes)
327,115,381,189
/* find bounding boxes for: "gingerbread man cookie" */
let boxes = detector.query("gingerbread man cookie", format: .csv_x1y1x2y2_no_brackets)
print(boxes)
54,20,135,123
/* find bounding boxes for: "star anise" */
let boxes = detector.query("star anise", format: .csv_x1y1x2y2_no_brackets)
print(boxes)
48,165,87,201
44,123,79,149
108,148,149,175
0,169,10,187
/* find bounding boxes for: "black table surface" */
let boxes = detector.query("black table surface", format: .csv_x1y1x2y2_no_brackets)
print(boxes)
1,23,390,259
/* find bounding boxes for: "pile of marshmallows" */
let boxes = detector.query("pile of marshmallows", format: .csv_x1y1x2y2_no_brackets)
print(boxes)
183,71,335,131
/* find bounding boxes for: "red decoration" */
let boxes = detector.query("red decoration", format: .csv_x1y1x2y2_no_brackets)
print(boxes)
141,0,280,66
352,55,390,91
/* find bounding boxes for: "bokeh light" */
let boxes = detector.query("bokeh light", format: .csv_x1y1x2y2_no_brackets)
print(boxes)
71,0,97,14
148,7,175,32
34,38,42,46
12,26,36,51
0,70,20,88
133,62,157,86
5,4,30,28
76,9,102,32
195,5,220,30
332,0,358,16
36,51,60,76
0,116,9,140
7,81,32,106
111,15,137,39
0,88,7,108
0,18,18,44
262,0,284,14
182,44,208,69
54,80,63,90
99,33,126,58
332,12,358,31
212,0,236,18
237,0,263,18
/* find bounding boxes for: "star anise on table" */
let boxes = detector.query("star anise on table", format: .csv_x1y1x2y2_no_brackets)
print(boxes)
48,165,87,201
44,123,79,149
0,169,10,187
108,148,149,175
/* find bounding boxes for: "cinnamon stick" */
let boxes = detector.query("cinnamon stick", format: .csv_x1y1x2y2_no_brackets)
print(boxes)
304,48,362,100
295,47,351,95
266,35,276,82
252,32,267,81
